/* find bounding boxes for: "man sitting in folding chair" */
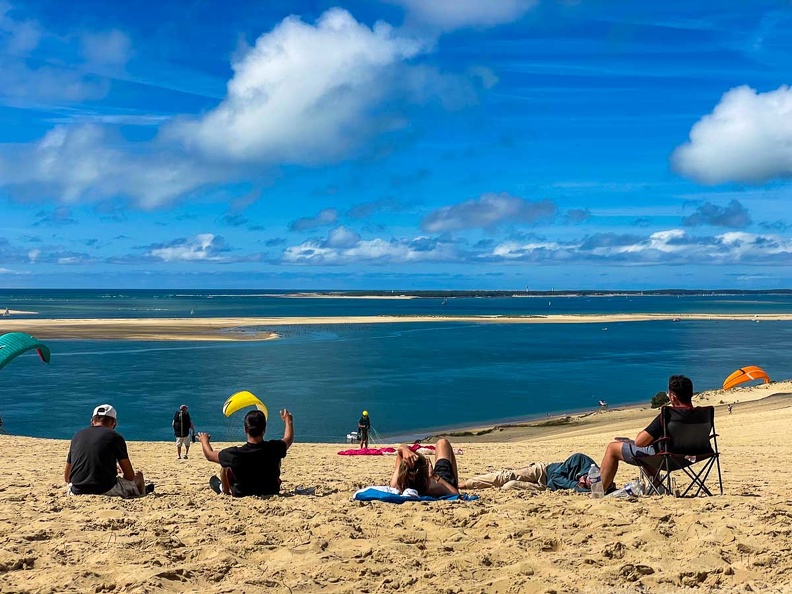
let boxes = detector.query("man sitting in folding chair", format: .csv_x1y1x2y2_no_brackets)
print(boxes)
598,374,723,497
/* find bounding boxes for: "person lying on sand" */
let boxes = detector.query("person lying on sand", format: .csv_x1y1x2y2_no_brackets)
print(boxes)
64,404,149,497
197,409,293,496
459,453,596,491
598,374,696,492
390,438,459,496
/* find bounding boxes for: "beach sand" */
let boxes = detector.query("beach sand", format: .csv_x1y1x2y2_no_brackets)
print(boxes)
2,383,791,593
2,313,792,341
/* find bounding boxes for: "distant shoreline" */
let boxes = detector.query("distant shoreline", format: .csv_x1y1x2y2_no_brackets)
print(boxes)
1,312,789,340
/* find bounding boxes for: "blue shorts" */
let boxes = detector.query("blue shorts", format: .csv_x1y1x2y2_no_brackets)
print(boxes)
621,442,656,465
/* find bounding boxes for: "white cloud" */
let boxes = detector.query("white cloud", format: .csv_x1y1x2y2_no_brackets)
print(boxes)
283,234,459,264
169,8,427,164
80,29,131,67
672,85,792,184
0,3,41,53
0,4,130,103
148,234,228,262
0,266,28,274
327,226,362,248
289,208,339,232
27,248,40,263
388,0,538,31
421,193,556,232
0,125,219,208
487,229,792,264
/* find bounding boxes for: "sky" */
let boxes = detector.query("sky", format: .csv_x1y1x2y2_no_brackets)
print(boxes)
1,0,792,290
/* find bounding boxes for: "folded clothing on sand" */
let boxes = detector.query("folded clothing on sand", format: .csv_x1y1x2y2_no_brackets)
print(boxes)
352,485,478,504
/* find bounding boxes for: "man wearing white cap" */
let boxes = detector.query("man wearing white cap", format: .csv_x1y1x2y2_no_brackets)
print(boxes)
64,404,147,497
172,404,194,460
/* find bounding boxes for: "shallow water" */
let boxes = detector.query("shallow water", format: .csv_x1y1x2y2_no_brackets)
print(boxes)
1,290,789,443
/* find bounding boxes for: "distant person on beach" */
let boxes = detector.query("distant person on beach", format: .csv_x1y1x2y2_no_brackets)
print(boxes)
358,410,371,449
64,404,148,497
598,374,696,492
728,404,733,415
197,408,294,496
172,404,194,459
390,438,459,496
459,453,596,491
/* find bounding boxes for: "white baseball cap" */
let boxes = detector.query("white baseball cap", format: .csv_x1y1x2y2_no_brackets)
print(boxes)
92,404,117,419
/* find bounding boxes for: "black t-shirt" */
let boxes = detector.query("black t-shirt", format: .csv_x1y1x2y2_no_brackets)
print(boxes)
358,416,370,432
173,411,192,437
67,426,129,494
218,440,288,497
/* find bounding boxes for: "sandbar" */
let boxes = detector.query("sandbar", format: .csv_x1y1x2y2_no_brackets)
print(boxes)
2,312,791,340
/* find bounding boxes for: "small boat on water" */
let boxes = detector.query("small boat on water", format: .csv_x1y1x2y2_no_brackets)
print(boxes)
598,400,608,407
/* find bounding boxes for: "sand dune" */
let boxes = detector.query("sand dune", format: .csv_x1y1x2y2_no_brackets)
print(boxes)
2,382,791,593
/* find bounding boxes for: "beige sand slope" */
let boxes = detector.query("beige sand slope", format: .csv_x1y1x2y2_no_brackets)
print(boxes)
1,386,791,593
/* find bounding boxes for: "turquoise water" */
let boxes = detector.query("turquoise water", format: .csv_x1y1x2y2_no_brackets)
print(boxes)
0,290,790,442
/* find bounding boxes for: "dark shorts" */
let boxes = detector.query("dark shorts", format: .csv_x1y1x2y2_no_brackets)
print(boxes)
433,458,458,488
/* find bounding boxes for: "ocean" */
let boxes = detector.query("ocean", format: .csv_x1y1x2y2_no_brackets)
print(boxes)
1,290,790,443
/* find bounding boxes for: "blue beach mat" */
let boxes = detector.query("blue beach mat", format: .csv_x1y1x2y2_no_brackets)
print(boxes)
353,486,479,504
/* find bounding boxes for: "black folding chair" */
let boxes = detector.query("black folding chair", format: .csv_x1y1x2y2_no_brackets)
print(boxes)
635,406,723,497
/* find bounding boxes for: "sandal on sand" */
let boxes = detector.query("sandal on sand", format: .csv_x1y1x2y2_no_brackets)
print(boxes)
209,475,222,494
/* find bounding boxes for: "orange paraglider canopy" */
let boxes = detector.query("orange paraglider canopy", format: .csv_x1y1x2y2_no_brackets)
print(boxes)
722,366,770,390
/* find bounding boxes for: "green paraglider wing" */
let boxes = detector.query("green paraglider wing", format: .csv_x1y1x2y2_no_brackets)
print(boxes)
0,332,51,372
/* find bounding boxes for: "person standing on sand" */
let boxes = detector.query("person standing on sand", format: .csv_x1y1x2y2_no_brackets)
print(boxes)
197,408,293,496
172,404,194,459
597,374,696,492
64,404,149,497
390,438,459,496
358,410,371,449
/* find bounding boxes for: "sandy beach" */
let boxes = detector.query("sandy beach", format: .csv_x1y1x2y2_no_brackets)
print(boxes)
2,382,791,593
2,312,790,341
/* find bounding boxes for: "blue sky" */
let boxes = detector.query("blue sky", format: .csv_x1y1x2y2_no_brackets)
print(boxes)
1,0,792,290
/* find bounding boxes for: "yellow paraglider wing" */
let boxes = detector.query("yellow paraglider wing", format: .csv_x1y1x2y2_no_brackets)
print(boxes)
222,390,269,419
722,366,770,390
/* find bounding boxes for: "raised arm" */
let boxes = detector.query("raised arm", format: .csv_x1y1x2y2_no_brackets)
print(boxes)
389,445,418,489
197,432,220,463
280,409,294,449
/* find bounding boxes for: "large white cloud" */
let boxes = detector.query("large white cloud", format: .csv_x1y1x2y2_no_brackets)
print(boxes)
672,85,792,184
388,0,537,31
169,8,427,164
0,9,466,206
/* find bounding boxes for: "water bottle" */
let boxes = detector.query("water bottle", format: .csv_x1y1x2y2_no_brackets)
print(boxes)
588,463,604,499
608,480,644,498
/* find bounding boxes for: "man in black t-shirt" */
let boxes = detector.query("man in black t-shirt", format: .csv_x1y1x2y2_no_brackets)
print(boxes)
197,408,294,496
172,404,194,460
598,375,697,491
64,404,146,497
